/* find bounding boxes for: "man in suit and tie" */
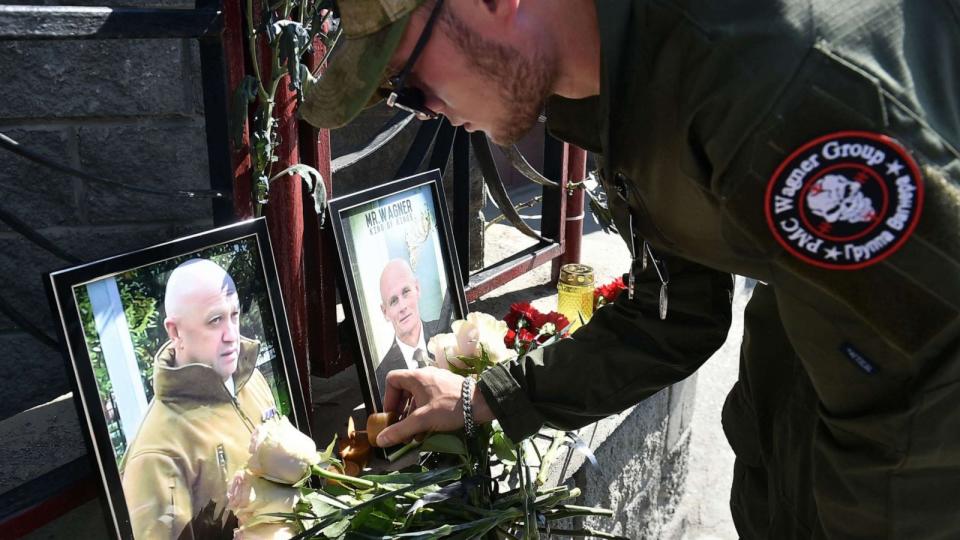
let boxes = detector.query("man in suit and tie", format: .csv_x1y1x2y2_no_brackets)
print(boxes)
375,259,437,398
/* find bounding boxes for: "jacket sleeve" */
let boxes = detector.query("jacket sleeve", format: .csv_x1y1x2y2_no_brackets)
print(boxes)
122,451,192,540
696,9,960,535
479,252,734,441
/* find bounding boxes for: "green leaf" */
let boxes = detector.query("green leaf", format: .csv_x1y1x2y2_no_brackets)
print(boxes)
230,75,259,147
267,163,328,222
320,434,338,462
492,431,517,464
274,20,312,98
419,433,467,456
321,517,350,538
302,490,348,517
350,504,396,535
346,514,509,540
294,468,462,540
444,364,473,378
452,353,493,374
358,467,449,488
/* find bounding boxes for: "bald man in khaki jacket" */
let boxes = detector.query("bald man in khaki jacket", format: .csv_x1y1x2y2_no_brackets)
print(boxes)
120,259,276,539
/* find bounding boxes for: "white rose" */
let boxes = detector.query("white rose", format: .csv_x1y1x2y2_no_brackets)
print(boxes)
226,468,298,526
431,313,516,371
427,333,460,369
464,312,515,364
233,522,297,540
453,319,480,359
247,416,320,484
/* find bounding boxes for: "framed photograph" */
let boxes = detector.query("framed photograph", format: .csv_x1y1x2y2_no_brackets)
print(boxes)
45,218,309,540
329,169,468,412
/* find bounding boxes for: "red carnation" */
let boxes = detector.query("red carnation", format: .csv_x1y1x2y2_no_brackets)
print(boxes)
504,302,540,332
531,310,570,336
595,276,627,308
518,327,537,344
504,329,517,348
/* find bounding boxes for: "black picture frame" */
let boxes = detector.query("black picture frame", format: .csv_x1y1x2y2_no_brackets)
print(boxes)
45,218,309,540
328,169,468,413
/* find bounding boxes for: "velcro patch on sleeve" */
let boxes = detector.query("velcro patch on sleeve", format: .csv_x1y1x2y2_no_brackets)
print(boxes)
764,131,924,270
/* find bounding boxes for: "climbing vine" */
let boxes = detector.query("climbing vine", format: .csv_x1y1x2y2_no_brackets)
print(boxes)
231,0,339,217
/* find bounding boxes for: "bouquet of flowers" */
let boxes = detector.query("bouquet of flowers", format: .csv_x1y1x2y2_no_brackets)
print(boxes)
593,276,626,309
502,303,571,357
228,312,620,539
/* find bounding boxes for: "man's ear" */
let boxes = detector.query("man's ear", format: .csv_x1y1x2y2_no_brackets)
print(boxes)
164,317,179,342
381,303,388,321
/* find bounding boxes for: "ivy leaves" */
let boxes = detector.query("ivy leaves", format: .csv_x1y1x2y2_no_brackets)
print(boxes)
230,76,259,148
233,0,338,216
271,20,312,97
269,163,328,223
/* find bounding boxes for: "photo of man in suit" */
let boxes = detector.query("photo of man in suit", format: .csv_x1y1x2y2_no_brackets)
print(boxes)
375,258,437,396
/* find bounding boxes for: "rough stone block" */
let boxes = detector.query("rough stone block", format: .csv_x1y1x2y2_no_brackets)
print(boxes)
657,430,692,539
0,128,80,231
0,393,86,495
566,389,689,539
0,332,71,422
78,123,213,224
0,39,199,119
666,373,699,451
0,220,213,417
0,233,70,334
30,1,192,6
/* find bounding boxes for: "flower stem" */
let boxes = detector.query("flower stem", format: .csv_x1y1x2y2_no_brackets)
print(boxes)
535,431,566,487
537,528,630,539
311,464,375,489
387,439,422,462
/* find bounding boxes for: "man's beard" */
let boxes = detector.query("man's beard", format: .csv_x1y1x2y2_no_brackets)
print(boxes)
441,11,555,145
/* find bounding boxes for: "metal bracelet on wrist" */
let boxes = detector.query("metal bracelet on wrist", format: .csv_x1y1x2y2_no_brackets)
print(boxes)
461,376,476,438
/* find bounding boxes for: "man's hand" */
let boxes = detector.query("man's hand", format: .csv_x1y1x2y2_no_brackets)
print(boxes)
377,367,494,447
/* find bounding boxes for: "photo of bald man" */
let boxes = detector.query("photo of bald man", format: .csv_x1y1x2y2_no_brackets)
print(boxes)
374,259,439,397
120,258,277,540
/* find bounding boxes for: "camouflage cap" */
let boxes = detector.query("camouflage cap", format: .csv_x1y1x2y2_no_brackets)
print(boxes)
300,0,425,128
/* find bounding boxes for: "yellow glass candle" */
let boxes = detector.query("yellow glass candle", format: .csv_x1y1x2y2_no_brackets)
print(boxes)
557,264,595,332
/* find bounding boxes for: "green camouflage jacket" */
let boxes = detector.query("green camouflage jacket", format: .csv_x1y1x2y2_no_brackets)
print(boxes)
479,0,960,537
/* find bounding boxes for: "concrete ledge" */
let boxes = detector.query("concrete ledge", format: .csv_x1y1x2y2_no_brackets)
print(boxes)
0,393,86,496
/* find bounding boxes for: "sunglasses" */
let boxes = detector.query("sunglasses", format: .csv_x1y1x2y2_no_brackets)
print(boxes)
382,0,446,120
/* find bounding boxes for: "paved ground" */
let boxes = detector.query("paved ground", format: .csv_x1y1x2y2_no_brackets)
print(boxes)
480,185,745,539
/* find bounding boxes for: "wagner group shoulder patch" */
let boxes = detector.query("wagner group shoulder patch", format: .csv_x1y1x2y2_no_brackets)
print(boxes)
764,131,924,270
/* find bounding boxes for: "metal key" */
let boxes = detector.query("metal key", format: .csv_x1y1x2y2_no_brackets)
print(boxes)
659,282,669,320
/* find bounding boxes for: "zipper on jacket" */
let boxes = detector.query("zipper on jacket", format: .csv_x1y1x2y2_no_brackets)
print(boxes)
230,396,257,433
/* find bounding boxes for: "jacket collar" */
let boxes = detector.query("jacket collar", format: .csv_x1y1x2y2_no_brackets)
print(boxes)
153,337,261,404
544,0,635,160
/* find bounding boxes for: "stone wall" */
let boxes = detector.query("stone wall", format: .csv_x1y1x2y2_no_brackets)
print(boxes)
564,376,697,539
0,0,215,422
